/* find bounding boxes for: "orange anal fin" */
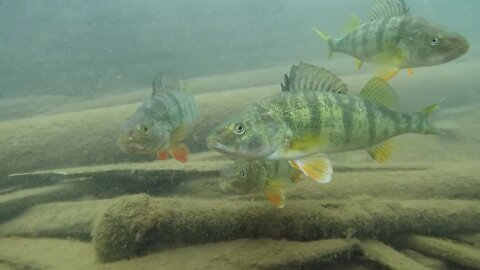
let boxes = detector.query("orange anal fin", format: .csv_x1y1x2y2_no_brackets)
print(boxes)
407,68,414,76
265,189,285,208
156,150,169,160
169,143,189,163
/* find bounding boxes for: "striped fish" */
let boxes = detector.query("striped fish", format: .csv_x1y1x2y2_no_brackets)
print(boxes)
221,160,303,208
314,0,469,80
207,62,438,182
117,73,198,163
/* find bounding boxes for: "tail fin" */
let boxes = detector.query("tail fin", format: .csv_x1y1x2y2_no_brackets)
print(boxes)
420,103,440,134
312,28,332,59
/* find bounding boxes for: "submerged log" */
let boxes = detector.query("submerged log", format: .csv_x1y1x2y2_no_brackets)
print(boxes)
0,200,112,239
358,240,429,270
402,235,480,269
0,237,358,270
92,194,480,262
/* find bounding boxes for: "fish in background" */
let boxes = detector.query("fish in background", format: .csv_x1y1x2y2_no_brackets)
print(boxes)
117,73,198,163
220,160,305,208
313,0,469,80
207,62,439,183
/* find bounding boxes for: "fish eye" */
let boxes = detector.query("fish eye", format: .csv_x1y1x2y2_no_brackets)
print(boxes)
430,37,440,46
138,124,149,134
234,122,246,135
239,171,246,179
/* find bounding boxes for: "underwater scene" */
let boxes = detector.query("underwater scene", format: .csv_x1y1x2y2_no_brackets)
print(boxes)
1,0,480,269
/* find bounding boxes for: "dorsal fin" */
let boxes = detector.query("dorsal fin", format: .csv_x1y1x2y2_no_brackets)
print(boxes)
341,14,361,34
152,73,184,96
359,77,398,109
369,0,409,21
281,62,348,94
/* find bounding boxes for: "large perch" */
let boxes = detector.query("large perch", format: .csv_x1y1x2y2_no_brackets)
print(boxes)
92,194,480,262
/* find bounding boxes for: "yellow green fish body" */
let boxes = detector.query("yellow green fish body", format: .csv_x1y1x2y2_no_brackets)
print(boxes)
314,0,469,77
207,62,438,182
221,160,303,208
117,73,198,163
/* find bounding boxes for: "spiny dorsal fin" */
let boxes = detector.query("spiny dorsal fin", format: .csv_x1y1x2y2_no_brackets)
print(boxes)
359,77,398,109
281,62,348,94
152,72,185,96
369,0,409,21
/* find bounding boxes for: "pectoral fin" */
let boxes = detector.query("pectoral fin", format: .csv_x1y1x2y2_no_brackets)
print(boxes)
265,180,286,208
169,143,189,163
156,150,169,160
376,67,400,81
355,59,363,70
407,68,414,76
293,155,333,183
367,139,394,163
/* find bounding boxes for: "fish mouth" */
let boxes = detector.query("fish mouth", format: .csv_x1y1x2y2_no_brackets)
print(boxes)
207,141,236,156
443,40,469,62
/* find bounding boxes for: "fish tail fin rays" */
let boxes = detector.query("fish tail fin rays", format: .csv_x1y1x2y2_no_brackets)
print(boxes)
419,103,440,134
152,73,186,96
291,155,333,184
283,62,348,94
265,180,286,208
312,28,333,60
367,139,394,163
359,77,398,109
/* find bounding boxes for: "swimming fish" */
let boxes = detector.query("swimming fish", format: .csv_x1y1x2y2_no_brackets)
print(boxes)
314,0,469,80
207,62,438,182
220,160,304,208
117,73,198,163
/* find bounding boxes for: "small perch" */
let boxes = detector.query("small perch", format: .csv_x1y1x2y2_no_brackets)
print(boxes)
402,235,480,269
92,194,480,262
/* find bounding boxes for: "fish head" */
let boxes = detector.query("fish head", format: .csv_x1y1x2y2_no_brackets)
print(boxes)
207,106,288,159
220,160,268,194
400,17,469,66
117,101,172,155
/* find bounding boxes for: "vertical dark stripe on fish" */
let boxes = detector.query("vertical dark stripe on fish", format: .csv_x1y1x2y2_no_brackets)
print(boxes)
334,94,353,144
404,114,412,132
273,161,280,177
365,101,376,145
305,92,321,135
277,94,294,130
166,92,184,126
394,16,411,44
350,29,358,56
361,24,371,59
376,18,389,51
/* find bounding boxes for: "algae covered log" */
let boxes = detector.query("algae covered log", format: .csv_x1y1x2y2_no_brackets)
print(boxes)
0,200,113,239
0,237,358,270
92,194,480,262
402,235,480,269
359,240,429,270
